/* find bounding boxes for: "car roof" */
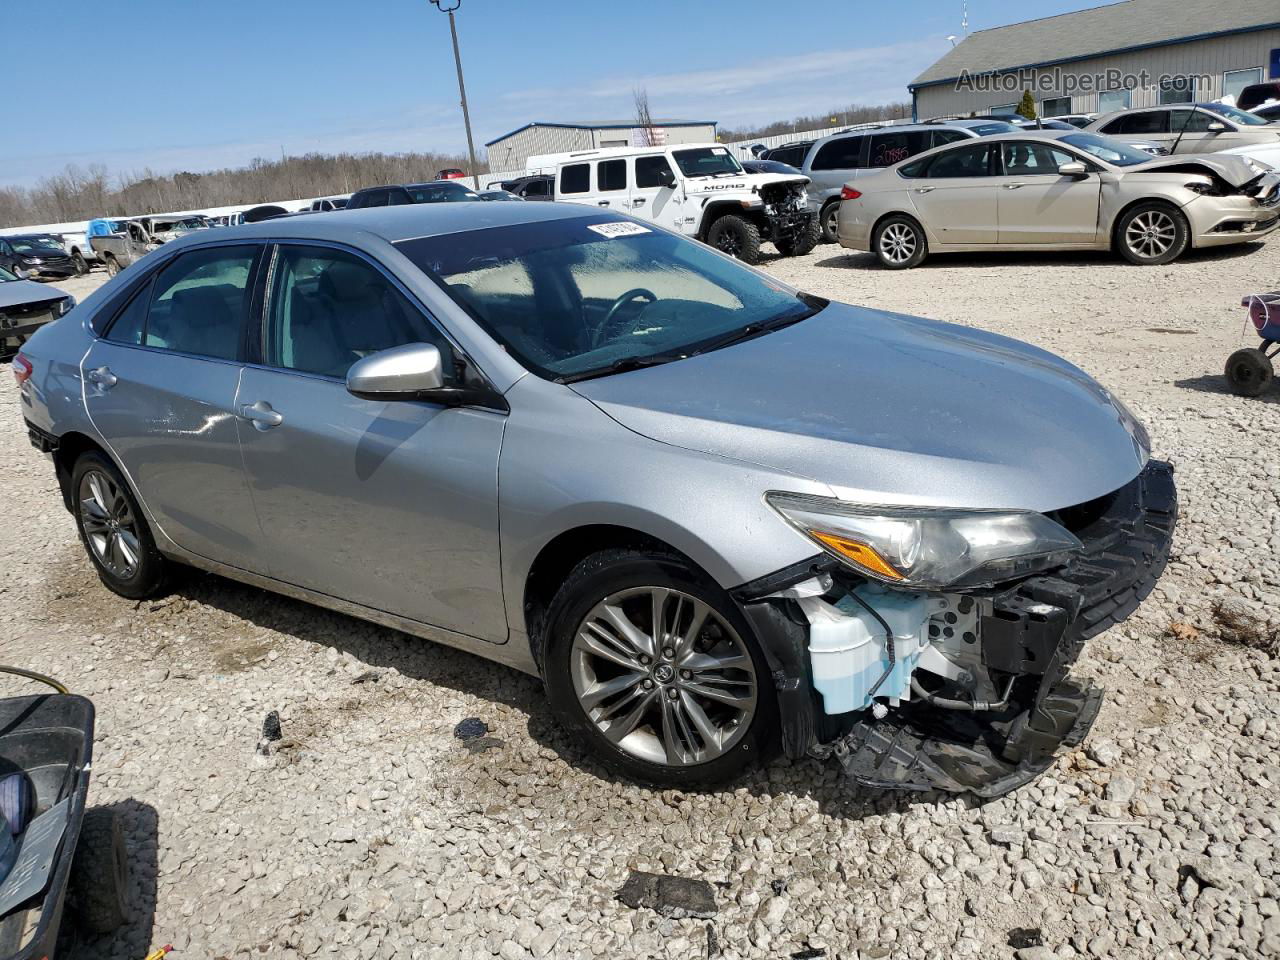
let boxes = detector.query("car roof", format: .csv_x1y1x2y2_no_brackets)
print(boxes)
155,199,602,247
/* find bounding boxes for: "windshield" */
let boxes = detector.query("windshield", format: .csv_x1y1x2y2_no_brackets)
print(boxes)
672,147,743,178
408,183,479,203
10,237,63,254
395,216,823,381
968,122,1018,136
1061,133,1152,166
1202,102,1269,126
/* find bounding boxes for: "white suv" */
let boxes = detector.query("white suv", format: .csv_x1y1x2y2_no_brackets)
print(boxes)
548,143,816,264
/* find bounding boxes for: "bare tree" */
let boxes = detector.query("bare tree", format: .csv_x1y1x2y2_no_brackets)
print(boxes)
717,100,914,142
633,87,659,147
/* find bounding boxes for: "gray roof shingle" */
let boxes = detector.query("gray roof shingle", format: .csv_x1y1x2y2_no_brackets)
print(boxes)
912,0,1280,88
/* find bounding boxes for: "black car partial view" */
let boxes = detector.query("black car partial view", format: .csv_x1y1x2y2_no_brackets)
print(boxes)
496,174,553,201
0,263,75,358
0,234,76,280
346,181,481,209
1237,81,1280,112
741,159,804,176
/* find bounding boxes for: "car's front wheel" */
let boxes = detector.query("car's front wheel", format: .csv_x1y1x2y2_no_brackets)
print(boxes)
543,548,775,788
706,214,762,264
1116,202,1189,265
873,215,927,269
72,452,169,599
72,252,89,276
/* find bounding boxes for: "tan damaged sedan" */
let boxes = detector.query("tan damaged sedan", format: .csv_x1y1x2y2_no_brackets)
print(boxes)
837,131,1280,269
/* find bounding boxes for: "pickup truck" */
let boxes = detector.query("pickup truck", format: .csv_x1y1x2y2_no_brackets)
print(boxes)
88,220,158,276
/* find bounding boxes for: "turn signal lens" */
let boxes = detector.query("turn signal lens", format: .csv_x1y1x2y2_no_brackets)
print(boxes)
840,186,862,200
811,532,903,581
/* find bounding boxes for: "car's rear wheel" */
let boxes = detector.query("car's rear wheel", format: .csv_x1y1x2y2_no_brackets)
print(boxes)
873,215,927,269
820,201,841,243
1225,347,1274,397
103,255,120,278
706,214,762,264
1116,202,1189,265
72,452,169,599
72,252,89,276
543,548,775,788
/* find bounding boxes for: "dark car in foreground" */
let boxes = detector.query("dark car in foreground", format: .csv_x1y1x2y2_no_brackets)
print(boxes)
346,181,480,209
16,203,1174,797
0,264,75,358
0,234,77,280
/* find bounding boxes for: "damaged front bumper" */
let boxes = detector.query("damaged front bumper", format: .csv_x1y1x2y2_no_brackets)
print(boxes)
734,460,1177,798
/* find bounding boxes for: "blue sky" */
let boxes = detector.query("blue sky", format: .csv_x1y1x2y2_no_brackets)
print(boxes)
2,0,1105,187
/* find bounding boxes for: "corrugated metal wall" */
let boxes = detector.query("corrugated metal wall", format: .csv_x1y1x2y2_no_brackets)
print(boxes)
916,29,1280,118
485,123,719,170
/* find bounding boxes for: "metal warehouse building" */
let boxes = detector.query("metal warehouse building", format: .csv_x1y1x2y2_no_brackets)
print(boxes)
484,120,717,172
910,0,1280,120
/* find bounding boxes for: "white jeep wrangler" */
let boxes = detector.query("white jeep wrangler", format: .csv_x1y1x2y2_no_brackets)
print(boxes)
542,143,817,264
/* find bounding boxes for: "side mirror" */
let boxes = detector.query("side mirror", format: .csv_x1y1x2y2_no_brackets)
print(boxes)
1207,121,1227,133
347,342,445,399
659,169,678,189
1058,161,1088,178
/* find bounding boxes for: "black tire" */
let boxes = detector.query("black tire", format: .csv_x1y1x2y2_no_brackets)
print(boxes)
872,215,928,269
71,451,169,599
819,200,841,243
706,214,762,264
69,808,129,935
72,251,89,276
543,548,777,789
776,217,821,257
1115,201,1189,266
1225,348,1274,397
103,255,120,278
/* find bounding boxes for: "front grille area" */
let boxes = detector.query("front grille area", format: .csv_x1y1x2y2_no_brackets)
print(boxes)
0,299,60,329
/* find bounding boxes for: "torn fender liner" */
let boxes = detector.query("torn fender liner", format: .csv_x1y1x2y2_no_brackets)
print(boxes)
815,459,1176,798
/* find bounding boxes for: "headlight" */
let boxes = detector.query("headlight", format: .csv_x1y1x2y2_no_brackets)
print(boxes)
24,258,43,265
766,493,1083,589
55,296,76,317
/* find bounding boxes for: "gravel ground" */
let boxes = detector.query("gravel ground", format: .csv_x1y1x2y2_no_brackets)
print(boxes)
5,240,1280,960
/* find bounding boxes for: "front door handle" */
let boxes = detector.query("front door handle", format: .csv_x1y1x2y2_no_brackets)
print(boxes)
632,198,647,206
914,186,935,194
597,200,610,207
238,400,284,431
86,366,118,389
1003,183,1024,190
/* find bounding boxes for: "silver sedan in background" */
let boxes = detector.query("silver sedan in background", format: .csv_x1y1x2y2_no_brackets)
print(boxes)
16,203,1174,797
838,131,1279,269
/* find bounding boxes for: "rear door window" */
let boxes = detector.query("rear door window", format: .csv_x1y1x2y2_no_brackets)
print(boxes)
560,164,590,194
923,142,995,178
597,159,627,192
1105,112,1168,135
141,246,259,361
868,131,932,168
810,135,865,171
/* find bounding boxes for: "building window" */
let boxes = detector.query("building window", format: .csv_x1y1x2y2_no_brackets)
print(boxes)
989,103,1017,114
1098,89,1130,113
1158,75,1195,104
1041,96,1072,117
1224,68,1263,102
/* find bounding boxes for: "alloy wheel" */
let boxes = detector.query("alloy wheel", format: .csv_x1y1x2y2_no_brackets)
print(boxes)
825,205,839,238
1125,210,1176,260
79,470,141,580
570,587,758,766
716,232,742,257
879,222,918,264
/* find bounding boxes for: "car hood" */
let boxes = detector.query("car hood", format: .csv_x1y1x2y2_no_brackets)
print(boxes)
1129,152,1269,186
571,304,1148,513
683,172,810,197
0,279,63,308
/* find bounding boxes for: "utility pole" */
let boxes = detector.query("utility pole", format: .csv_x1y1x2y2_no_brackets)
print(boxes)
430,0,480,189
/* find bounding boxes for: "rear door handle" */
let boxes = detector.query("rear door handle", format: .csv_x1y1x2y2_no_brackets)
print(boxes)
632,198,647,206
1003,183,1024,190
914,187,935,194
86,366,117,389
238,400,284,431
597,200,610,207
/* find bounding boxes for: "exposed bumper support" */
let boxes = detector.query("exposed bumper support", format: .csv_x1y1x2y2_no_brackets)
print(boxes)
737,460,1176,797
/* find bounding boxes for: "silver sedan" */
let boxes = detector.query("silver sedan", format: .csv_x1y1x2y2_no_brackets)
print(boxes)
838,131,1279,268
17,202,1174,796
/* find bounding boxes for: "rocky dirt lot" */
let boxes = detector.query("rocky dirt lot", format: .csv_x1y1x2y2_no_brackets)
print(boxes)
5,239,1280,960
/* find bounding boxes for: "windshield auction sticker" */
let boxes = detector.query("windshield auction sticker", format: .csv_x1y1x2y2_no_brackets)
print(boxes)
586,222,651,239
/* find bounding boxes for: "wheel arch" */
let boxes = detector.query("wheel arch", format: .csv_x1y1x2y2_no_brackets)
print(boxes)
522,524,703,671
1106,195,1186,250
697,200,764,239
51,431,117,513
